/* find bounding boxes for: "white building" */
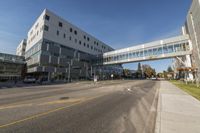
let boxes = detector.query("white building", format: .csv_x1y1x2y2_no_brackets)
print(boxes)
185,0,200,79
173,0,200,81
16,39,27,56
25,9,122,80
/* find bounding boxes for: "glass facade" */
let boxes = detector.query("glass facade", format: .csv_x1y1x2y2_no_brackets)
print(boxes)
0,53,25,80
104,42,190,63
25,39,122,80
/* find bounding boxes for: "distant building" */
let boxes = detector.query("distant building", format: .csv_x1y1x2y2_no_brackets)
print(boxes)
25,9,122,80
0,53,25,81
16,39,27,56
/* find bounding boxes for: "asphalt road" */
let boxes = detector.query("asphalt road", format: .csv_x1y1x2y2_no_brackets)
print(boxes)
0,80,159,133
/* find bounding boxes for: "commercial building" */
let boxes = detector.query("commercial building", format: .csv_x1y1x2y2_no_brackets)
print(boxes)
25,9,122,81
0,53,25,81
16,39,27,56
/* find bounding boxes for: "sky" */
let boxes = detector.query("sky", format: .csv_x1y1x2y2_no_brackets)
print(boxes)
0,0,191,72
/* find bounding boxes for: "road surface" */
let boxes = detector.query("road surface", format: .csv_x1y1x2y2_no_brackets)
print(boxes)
0,80,159,133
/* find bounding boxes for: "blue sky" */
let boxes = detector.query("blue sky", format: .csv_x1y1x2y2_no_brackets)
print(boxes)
0,0,191,72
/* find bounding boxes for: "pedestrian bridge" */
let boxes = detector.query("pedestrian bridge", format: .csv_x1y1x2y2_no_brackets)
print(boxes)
103,35,192,65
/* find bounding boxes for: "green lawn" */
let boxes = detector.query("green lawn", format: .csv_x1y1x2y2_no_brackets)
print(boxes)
170,80,200,101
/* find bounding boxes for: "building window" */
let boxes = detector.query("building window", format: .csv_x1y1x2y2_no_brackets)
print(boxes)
87,37,90,41
74,30,77,35
59,22,63,27
63,33,66,38
57,30,59,35
94,41,96,44
83,35,86,39
102,46,106,49
79,41,81,45
44,25,49,31
84,43,86,46
97,42,98,46
70,28,73,32
87,44,89,48
45,15,50,21
91,46,93,49
69,36,72,40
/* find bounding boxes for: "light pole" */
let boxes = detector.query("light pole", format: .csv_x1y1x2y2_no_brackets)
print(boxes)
195,68,199,87
91,65,93,77
67,61,71,83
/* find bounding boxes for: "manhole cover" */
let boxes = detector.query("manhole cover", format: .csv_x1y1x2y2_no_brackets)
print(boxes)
60,97,70,100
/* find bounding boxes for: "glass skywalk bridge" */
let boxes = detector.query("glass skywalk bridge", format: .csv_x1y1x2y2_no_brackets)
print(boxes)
103,35,192,65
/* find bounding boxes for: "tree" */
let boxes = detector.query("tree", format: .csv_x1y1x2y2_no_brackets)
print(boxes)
167,66,173,72
123,69,131,78
143,64,156,78
136,63,142,78
157,73,164,78
163,70,168,78
165,66,174,79
138,62,142,71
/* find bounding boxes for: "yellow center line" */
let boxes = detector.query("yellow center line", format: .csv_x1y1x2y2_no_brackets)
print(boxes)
0,103,33,110
0,94,104,129
0,98,84,110
38,98,84,105
0,84,103,108
0,94,69,109
0,84,95,108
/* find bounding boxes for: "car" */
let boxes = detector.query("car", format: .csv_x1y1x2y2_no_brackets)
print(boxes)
23,76,36,83
151,77,157,80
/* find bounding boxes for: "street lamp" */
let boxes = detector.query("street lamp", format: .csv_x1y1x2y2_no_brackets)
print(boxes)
195,68,199,87
66,61,71,83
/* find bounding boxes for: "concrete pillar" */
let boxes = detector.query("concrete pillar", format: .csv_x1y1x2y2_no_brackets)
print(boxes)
185,55,194,81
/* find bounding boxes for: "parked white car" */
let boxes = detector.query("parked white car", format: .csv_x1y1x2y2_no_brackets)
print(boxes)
23,77,36,83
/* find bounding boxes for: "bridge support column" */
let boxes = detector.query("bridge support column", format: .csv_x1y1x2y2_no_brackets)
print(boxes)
185,55,194,81
176,55,194,81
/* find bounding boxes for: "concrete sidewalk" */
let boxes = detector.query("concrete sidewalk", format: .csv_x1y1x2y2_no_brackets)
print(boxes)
155,81,200,133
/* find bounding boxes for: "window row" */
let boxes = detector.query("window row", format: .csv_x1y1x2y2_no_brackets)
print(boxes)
28,25,45,44
45,14,78,36
43,14,109,51
44,26,103,53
